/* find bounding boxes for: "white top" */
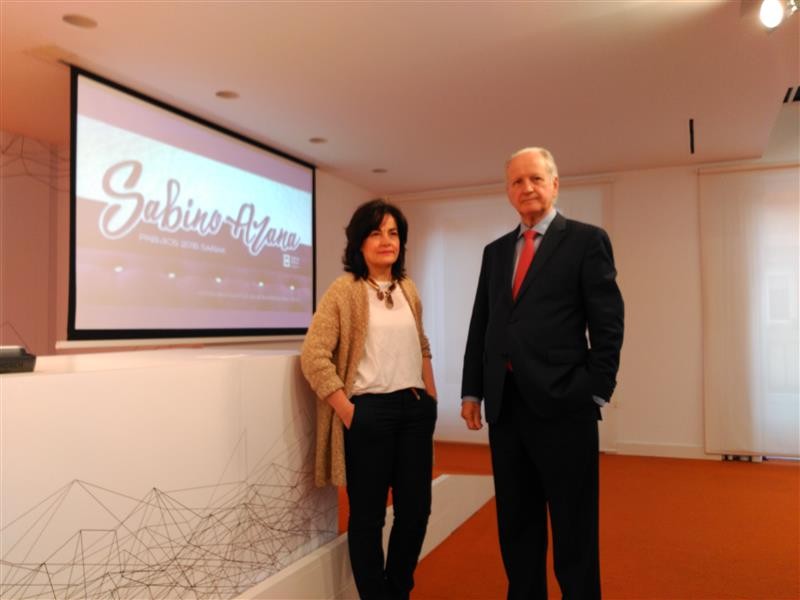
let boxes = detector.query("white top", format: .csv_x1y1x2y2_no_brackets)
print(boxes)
351,280,425,395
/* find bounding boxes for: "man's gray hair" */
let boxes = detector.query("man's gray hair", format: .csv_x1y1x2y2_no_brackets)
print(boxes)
505,147,559,179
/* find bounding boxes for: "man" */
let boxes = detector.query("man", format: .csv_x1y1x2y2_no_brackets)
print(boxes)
461,147,624,600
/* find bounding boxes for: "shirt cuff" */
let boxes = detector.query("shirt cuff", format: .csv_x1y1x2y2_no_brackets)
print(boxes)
462,396,481,403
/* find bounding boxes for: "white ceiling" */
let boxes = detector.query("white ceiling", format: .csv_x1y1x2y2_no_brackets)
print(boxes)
1,1,798,195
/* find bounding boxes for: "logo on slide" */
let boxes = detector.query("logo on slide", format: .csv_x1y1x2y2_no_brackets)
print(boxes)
98,160,302,256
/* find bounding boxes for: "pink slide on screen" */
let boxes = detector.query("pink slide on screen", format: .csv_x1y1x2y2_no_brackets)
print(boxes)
72,73,314,334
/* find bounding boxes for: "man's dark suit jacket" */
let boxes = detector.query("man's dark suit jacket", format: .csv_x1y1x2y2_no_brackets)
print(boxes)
462,212,624,424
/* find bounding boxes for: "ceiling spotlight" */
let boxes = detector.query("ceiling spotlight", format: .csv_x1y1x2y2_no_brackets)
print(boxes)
372,168,387,174
309,137,327,144
760,0,785,28
62,14,98,28
215,90,239,100
759,0,798,28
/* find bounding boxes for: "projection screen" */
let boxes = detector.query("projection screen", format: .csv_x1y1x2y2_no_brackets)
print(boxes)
68,68,315,341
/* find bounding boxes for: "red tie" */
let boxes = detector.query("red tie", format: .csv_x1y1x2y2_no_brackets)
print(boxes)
512,230,536,299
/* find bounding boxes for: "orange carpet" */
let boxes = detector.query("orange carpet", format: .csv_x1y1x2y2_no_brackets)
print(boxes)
339,442,800,599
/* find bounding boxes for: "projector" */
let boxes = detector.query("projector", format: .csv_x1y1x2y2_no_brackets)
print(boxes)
0,346,36,374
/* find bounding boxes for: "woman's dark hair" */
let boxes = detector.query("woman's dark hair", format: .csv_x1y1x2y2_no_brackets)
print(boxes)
343,199,408,280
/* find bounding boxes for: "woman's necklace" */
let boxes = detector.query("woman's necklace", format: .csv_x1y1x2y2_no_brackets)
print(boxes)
366,278,397,309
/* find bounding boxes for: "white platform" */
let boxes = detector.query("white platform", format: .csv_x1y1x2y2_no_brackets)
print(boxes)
0,348,338,599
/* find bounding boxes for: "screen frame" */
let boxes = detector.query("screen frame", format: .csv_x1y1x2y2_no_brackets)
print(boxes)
67,67,316,342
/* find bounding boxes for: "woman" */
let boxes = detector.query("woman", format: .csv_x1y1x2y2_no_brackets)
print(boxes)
301,199,437,600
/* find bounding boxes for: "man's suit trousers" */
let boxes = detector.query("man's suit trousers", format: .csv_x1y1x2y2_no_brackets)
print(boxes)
489,372,601,600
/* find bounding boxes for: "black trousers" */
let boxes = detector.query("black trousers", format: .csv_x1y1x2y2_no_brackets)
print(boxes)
344,388,437,600
488,373,601,600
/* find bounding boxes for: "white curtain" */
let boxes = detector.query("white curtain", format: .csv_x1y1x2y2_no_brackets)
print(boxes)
699,165,799,457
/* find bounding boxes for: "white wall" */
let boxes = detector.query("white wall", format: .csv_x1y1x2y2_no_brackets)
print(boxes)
1,349,338,598
0,131,65,356
601,105,797,458
313,170,375,302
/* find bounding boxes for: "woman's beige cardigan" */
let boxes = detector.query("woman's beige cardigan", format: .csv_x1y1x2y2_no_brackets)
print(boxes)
300,273,432,487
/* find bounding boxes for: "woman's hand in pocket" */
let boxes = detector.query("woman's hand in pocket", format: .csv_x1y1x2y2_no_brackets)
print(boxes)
342,401,355,429
324,389,356,429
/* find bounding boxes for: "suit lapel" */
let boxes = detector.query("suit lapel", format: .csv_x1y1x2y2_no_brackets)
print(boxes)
514,212,567,303
499,228,519,304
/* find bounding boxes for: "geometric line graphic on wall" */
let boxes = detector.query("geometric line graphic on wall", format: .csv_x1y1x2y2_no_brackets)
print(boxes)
0,421,338,599
0,131,69,193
